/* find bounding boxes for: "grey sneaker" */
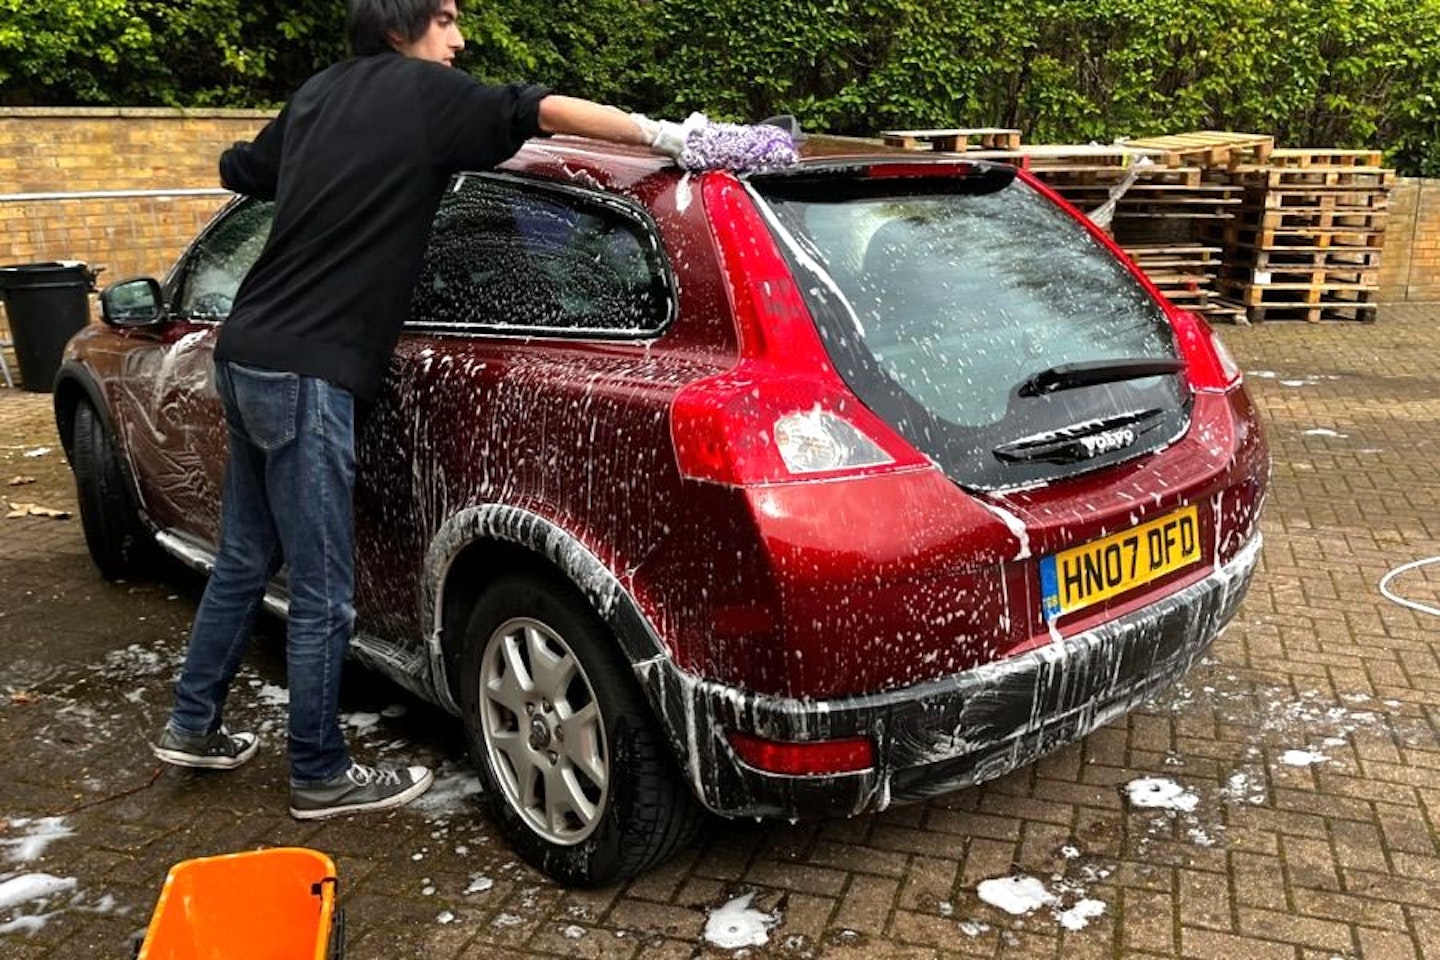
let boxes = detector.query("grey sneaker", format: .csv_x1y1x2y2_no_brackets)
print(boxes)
152,726,259,770
289,763,434,820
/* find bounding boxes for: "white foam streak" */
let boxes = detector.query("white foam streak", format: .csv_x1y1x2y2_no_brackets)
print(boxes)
0,873,76,912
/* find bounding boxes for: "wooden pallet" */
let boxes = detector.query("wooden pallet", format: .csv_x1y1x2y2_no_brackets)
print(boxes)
1255,188,1387,211
1208,224,1386,250
1227,166,1395,189
1048,182,1241,200
1123,243,1224,267
1124,243,1225,313
1197,299,1251,324
1105,199,1242,220
1245,301,1378,323
1229,266,1380,288
1053,189,1242,217
1208,151,1393,325
1265,148,1385,168
1140,272,1214,296
1124,131,1274,168
961,144,1164,168
1218,276,1377,303
1044,170,1243,246
1234,208,1388,231
880,127,1023,152
1242,246,1384,270
1031,166,1207,188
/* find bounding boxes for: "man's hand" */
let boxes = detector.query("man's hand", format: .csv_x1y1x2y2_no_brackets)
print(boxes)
630,112,708,160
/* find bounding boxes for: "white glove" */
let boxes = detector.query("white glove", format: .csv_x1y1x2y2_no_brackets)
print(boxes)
630,111,708,160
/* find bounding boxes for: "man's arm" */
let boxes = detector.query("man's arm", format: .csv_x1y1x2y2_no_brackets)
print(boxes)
537,95,690,158
219,109,288,199
537,96,649,145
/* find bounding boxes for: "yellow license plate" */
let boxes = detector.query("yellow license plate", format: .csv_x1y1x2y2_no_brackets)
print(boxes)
1040,505,1201,619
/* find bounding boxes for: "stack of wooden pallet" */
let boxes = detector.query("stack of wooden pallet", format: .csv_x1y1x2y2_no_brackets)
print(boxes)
1119,242,1229,317
1206,149,1392,322
1031,161,1243,320
961,134,1266,322
1103,133,1276,322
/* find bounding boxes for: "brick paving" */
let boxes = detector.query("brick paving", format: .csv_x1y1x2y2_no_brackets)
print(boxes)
1,306,1439,959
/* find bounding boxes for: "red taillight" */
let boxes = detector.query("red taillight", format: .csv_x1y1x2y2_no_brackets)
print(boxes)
1172,310,1243,393
671,368,923,485
672,174,929,485
699,172,821,357
726,731,875,775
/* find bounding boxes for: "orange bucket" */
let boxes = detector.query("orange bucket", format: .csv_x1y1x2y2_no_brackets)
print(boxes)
137,847,342,960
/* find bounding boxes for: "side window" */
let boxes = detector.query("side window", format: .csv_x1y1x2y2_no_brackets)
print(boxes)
176,200,274,320
411,176,670,334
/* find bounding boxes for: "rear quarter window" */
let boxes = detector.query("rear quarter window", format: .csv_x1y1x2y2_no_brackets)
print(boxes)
410,174,672,335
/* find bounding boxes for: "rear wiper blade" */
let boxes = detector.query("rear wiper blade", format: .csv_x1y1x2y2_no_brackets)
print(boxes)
1018,358,1184,397
993,408,1164,464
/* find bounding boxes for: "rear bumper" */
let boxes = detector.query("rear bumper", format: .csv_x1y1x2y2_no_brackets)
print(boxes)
637,532,1261,819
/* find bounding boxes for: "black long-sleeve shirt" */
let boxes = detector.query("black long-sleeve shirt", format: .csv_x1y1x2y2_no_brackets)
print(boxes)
215,51,548,400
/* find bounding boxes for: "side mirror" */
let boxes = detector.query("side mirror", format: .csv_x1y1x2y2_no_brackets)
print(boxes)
100,278,165,327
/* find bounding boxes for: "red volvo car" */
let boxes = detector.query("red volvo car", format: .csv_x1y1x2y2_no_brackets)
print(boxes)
56,135,1267,885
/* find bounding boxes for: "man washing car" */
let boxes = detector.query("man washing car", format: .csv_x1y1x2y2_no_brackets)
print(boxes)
151,0,691,818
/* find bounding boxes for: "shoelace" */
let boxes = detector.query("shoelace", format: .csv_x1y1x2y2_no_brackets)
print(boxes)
348,764,402,787
210,727,248,752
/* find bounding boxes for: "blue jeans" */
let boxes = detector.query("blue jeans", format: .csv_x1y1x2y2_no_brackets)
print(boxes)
168,360,356,784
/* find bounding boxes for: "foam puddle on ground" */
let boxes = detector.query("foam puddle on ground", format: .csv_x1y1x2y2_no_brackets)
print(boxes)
0,815,123,937
976,875,1056,915
1056,898,1107,931
1279,749,1328,767
1,818,73,863
1141,675,1425,853
0,874,78,934
1124,777,1200,812
703,892,781,949
974,872,1108,933
409,762,483,817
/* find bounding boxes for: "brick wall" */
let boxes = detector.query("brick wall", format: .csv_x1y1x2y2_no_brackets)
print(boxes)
0,109,275,376
1,107,276,282
1380,177,1440,302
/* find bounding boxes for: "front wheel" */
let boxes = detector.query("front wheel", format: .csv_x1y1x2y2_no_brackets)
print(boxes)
71,400,158,580
458,572,704,886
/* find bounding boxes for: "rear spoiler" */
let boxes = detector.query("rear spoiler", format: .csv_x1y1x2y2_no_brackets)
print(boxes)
745,157,1018,197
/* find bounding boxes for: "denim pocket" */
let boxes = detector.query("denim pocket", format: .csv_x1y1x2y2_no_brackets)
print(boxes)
226,362,299,451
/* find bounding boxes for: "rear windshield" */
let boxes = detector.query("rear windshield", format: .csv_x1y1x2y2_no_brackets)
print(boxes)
753,168,1189,490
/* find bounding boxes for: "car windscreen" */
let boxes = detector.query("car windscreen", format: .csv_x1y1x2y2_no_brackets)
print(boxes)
751,167,1190,491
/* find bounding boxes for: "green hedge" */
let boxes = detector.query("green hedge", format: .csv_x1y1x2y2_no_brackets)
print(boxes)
4,0,1439,174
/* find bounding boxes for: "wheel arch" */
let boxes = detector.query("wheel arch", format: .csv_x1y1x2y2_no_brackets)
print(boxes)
53,362,115,462
53,361,151,524
424,505,668,715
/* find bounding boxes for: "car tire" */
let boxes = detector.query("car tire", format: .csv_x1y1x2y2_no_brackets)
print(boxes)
71,400,157,580
459,572,704,886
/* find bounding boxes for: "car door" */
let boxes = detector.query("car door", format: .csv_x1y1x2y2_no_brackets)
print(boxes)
116,199,273,543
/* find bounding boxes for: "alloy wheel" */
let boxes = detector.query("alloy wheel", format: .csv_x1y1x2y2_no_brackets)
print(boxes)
478,616,609,845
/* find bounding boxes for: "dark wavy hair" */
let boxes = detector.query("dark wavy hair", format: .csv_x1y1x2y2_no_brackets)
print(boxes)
346,0,451,56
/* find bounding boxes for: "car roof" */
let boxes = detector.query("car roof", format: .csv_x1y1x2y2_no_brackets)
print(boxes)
500,132,943,192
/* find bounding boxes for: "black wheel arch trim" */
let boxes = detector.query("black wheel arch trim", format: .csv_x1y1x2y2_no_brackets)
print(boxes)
52,360,153,533
423,505,669,716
